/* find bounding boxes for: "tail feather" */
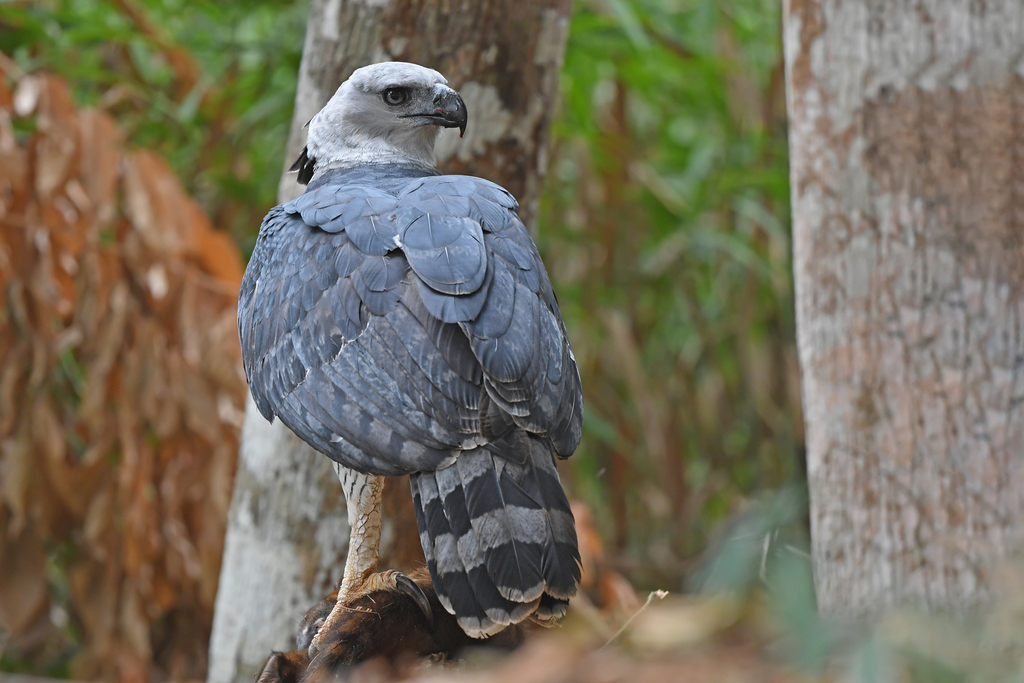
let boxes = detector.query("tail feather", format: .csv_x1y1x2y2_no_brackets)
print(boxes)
524,438,581,599
434,465,537,631
410,437,580,639
531,593,569,627
410,473,480,622
456,452,545,603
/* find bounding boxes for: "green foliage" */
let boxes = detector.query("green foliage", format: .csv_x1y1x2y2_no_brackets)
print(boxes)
1,0,307,251
541,0,800,587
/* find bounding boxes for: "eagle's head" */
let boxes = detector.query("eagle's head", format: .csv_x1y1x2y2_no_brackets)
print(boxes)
300,62,467,180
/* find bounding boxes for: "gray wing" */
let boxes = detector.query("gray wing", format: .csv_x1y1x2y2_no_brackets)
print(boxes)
397,176,582,458
237,174,582,476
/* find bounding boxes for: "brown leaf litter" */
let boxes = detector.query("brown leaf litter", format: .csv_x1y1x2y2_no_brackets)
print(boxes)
0,57,246,683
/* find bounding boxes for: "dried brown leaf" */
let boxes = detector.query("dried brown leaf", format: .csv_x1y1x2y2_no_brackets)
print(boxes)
196,218,244,286
0,437,32,531
68,561,119,662
82,488,113,560
33,398,101,515
1,64,245,682
122,151,195,256
33,76,79,200
0,522,49,634
0,124,27,204
79,283,129,425
0,340,28,434
77,109,122,228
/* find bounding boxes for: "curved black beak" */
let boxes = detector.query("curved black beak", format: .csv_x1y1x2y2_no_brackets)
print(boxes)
438,88,468,137
401,86,468,137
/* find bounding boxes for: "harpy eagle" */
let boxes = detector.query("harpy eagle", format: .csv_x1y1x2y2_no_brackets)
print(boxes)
238,62,583,653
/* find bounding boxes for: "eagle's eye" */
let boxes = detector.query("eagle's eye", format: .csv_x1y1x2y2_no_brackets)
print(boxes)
382,88,409,106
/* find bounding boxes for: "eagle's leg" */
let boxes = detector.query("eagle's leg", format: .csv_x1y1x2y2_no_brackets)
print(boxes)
308,465,432,656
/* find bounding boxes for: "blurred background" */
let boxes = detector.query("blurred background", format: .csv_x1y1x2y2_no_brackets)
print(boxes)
0,0,807,680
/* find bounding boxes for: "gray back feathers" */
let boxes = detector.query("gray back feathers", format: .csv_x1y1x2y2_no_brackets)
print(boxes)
239,163,583,473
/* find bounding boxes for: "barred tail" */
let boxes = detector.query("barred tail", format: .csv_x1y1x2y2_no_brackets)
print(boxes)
409,436,581,638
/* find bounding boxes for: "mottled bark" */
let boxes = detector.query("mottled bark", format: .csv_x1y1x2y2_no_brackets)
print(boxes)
784,0,1024,616
208,1,570,681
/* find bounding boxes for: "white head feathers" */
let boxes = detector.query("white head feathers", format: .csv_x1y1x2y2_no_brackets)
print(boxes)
305,62,463,176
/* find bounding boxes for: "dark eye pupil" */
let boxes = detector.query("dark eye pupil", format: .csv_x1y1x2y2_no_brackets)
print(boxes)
384,89,406,105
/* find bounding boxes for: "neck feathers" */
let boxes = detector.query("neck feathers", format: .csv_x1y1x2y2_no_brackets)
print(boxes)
304,115,440,183
317,132,436,169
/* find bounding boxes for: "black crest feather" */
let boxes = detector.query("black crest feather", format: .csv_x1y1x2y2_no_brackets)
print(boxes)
289,146,316,185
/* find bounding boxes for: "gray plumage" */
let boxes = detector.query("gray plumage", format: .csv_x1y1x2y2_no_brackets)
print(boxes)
238,63,582,638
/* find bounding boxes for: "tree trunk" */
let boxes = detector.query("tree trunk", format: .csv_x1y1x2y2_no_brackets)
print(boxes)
207,1,570,681
784,0,1024,617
